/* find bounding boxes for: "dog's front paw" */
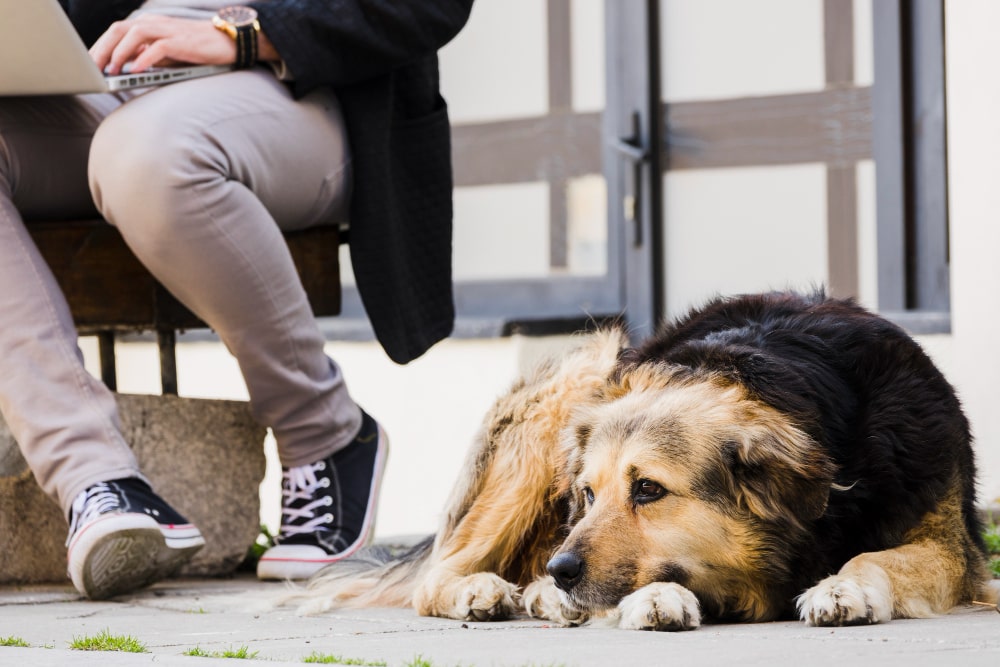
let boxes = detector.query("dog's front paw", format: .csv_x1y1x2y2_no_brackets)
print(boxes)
798,572,892,626
454,573,520,622
616,582,701,631
522,576,588,626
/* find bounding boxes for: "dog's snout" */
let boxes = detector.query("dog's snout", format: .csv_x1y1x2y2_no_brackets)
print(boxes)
547,552,584,591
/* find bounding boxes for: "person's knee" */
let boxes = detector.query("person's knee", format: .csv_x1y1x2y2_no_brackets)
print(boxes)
88,101,221,239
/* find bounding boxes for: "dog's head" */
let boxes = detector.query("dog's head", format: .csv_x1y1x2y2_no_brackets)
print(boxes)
548,365,835,620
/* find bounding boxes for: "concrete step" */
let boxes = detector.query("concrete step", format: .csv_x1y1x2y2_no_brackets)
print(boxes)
0,393,266,584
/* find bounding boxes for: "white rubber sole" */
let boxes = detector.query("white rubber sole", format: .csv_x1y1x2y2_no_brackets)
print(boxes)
67,512,204,600
257,426,389,581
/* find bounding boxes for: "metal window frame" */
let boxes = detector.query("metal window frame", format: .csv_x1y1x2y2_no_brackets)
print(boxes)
873,0,950,333
653,1,871,320
608,0,664,341
327,1,951,342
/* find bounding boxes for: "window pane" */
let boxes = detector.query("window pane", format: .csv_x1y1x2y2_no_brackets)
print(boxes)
660,0,825,103
663,164,828,318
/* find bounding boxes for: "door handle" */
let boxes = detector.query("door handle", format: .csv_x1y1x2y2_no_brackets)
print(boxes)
614,111,648,245
614,135,648,163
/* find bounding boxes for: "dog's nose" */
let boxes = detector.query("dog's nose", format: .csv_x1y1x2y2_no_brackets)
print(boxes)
547,552,584,591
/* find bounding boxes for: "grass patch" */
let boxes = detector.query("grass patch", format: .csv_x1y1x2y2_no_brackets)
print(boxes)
0,636,30,648
241,524,277,570
69,628,147,653
303,652,387,665
184,645,259,659
401,657,434,667
984,519,1000,577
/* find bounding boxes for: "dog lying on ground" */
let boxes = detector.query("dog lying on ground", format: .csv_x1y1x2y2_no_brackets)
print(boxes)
286,291,997,630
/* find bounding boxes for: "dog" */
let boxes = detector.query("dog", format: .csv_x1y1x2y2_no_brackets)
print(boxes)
286,291,997,630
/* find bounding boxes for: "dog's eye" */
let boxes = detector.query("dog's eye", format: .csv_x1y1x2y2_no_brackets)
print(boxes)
583,486,595,505
633,479,667,504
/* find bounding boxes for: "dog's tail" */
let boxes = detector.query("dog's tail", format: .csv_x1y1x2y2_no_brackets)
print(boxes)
278,536,434,616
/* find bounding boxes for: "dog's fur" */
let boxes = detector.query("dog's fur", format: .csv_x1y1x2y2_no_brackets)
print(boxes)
286,291,996,630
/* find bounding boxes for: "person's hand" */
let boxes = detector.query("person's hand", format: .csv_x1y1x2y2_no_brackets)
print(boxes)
90,15,237,74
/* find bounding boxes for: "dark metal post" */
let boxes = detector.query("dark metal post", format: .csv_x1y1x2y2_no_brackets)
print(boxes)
97,331,117,391
157,329,178,395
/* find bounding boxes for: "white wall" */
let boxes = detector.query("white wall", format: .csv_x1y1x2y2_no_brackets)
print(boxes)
943,0,1000,507
662,164,828,320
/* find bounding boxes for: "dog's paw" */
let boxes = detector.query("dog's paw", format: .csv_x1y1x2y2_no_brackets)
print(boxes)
797,573,892,626
616,582,701,631
522,576,588,626
453,573,520,622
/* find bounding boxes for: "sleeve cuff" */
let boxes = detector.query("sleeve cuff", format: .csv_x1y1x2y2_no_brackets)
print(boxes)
267,58,295,82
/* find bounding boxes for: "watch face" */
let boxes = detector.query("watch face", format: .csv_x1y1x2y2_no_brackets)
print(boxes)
217,5,258,27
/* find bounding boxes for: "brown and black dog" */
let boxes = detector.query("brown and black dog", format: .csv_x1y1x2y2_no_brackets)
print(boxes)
286,291,997,630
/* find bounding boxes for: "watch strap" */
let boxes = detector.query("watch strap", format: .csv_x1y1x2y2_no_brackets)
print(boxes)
233,20,259,69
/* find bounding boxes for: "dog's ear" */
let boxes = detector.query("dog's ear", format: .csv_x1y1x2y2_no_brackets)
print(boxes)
721,429,834,528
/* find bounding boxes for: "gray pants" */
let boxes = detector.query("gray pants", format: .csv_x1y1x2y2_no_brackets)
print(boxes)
0,69,361,515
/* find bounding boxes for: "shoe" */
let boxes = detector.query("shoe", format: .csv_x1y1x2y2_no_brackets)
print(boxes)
257,410,388,580
65,478,205,600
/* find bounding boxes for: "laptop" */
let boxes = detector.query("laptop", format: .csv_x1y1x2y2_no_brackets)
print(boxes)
0,0,233,96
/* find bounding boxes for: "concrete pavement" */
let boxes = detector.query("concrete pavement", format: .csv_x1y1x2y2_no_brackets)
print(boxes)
1,575,999,666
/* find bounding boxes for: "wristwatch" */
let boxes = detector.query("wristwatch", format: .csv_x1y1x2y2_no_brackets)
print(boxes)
212,6,261,69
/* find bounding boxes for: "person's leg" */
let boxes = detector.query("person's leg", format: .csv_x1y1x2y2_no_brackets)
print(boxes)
88,69,387,579
0,94,138,507
0,94,204,599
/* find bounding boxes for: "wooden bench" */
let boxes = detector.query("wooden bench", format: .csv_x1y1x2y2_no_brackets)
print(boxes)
27,219,343,395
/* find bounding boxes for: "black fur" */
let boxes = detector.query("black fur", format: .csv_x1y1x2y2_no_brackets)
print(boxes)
623,290,985,609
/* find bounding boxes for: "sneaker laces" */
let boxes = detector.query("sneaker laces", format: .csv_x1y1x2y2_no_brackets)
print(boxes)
66,482,122,546
279,461,335,538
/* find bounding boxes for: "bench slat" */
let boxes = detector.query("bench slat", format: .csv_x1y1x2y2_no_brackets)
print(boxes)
28,219,342,333
26,218,343,394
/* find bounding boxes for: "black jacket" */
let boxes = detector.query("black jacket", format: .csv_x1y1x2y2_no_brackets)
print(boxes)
62,0,475,364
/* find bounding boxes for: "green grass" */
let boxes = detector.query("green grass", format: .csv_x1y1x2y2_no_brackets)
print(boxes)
241,524,278,571
401,657,434,667
303,653,387,665
69,628,147,653
0,636,30,648
184,645,259,659
984,519,1000,577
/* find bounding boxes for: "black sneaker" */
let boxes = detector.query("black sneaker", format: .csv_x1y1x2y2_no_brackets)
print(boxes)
257,410,388,580
65,478,205,600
